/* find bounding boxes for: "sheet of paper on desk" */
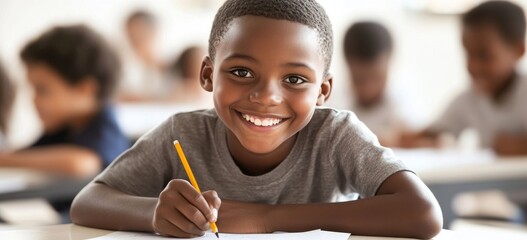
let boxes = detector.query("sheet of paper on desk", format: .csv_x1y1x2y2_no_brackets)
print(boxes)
88,229,350,239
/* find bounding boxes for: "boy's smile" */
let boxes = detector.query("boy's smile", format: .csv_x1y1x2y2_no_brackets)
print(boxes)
200,16,332,173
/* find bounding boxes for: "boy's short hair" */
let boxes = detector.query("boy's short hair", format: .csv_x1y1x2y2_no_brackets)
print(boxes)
343,21,393,61
20,25,120,102
127,10,157,28
209,0,333,74
0,62,14,132
463,1,526,44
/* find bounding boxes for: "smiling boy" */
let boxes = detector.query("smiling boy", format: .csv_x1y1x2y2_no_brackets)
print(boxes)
401,1,527,155
71,0,442,238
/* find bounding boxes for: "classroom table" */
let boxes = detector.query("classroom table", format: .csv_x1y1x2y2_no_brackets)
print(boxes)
0,224,458,240
450,219,527,239
396,149,527,228
0,167,92,225
0,168,91,202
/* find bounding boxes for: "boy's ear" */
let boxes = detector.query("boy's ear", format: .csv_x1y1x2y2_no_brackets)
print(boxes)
200,56,214,92
76,77,99,97
316,73,333,106
516,42,525,58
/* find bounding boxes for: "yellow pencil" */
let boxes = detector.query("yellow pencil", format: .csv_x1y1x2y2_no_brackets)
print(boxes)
173,140,220,239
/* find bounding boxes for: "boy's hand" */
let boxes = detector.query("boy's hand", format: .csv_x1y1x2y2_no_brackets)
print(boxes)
152,179,221,238
493,134,527,156
216,200,273,234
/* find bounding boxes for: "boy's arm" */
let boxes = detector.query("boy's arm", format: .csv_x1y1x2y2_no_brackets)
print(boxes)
494,134,527,156
218,171,442,239
71,180,220,238
71,182,157,232
71,172,441,239
0,145,101,177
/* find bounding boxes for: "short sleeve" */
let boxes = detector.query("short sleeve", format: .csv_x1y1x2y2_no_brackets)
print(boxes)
427,93,468,137
77,124,130,167
94,117,176,197
331,111,410,198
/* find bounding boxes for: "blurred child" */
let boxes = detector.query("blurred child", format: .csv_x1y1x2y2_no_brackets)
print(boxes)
71,0,442,238
401,1,527,156
0,61,14,150
168,46,212,107
0,25,130,177
118,10,169,102
343,22,404,147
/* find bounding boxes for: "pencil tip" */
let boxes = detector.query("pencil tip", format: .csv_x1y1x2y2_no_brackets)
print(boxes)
173,140,179,145
215,232,219,238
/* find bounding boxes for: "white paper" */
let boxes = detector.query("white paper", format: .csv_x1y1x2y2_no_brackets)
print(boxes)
88,229,350,240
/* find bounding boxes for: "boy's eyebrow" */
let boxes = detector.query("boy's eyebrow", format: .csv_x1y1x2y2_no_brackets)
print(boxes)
281,62,315,72
224,53,258,63
225,53,316,72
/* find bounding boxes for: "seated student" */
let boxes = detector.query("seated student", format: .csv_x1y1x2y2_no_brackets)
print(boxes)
71,0,442,239
168,46,212,107
0,62,15,150
0,25,130,177
343,21,405,147
401,1,527,156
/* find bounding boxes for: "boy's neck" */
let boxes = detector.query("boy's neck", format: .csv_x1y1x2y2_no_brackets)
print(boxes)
226,131,297,176
69,104,102,133
491,72,517,103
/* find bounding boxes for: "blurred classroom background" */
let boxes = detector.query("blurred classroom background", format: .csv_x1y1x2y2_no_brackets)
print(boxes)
2,0,527,146
1,0,527,238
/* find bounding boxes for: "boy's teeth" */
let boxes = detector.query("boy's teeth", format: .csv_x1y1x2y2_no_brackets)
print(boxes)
241,113,282,127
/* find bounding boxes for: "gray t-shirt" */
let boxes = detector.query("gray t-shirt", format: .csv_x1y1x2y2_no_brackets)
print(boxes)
95,108,408,203
429,76,527,148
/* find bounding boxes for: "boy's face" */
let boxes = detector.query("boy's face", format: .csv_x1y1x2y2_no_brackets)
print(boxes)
347,54,390,107
127,19,156,55
201,16,332,154
26,63,96,133
462,24,524,95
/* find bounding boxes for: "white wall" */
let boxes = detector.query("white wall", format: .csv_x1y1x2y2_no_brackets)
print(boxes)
1,0,526,147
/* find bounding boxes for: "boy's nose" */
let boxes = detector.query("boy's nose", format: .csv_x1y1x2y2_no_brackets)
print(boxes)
249,81,283,106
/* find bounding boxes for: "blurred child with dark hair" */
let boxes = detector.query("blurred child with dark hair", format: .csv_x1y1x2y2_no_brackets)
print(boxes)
343,21,404,147
0,25,130,177
168,46,212,107
118,10,170,102
402,1,527,156
0,61,15,150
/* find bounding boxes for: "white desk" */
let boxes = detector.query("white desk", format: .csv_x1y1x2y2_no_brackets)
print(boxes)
0,224,457,240
0,168,91,201
395,149,527,184
395,148,527,228
0,168,91,202
0,168,91,226
451,219,527,239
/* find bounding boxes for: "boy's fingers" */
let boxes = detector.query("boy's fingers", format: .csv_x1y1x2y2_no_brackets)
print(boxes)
202,190,221,222
178,181,214,223
157,219,201,238
164,205,206,236
173,193,210,231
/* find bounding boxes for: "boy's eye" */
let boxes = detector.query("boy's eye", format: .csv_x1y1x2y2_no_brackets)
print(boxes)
231,69,253,78
284,76,306,85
